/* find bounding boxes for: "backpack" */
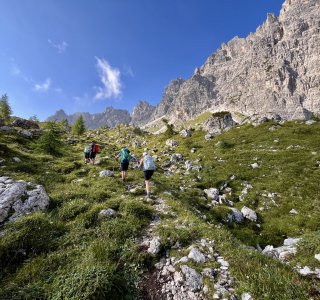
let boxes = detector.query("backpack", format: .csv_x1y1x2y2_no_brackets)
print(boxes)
84,146,90,153
120,149,131,163
144,155,155,171
94,144,100,154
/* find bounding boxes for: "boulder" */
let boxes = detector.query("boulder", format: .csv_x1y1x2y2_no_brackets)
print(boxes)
227,208,244,224
241,206,258,222
0,176,50,224
99,208,117,218
180,265,203,292
188,247,206,263
204,188,219,201
11,118,39,129
17,130,33,138
148,236,161,254
99,170,115,177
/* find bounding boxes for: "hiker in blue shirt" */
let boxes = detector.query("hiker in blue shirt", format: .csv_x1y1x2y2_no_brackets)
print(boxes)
116,146,131,181
84,145,90,164
138,150,155,198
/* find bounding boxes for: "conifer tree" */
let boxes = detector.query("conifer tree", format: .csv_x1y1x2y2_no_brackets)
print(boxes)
72,115,86,136
0,94,12,123
39,121,63,156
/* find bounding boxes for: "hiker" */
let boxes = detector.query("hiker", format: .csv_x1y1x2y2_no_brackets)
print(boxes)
138,151,155,198
90,141,100,165
84,144,90,164
116,146,131,181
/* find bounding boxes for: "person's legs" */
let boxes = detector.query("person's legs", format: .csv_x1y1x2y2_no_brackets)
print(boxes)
145,180,150,197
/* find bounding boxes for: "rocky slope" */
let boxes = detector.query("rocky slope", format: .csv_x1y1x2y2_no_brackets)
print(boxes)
145,0,320,124
47,107,131,129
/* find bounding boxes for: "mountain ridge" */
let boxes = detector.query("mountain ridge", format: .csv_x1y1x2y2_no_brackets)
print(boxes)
47,0,320,129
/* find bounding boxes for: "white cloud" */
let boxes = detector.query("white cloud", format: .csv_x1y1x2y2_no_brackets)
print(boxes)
94,57,122,100
34,78,51,92
48,39,68,53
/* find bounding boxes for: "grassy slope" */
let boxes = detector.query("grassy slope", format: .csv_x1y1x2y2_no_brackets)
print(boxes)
0,121,319,299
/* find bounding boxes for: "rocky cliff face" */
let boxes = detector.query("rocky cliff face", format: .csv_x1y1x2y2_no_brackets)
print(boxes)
149,0,320,122
131,101,156,126
47,107,131,129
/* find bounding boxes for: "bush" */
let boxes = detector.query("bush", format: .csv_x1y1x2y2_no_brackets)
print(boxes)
38,122,64,156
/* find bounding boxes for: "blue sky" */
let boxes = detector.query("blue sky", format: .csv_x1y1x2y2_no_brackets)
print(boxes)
0,0,284,121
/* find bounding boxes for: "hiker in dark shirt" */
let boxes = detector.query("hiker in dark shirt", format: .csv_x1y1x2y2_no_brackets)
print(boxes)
90,141,99,165
116,146,131,181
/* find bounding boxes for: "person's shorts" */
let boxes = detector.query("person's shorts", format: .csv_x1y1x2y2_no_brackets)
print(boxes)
90,152,96,159
85,152,90,159
144,170,154,180
120,161,129,171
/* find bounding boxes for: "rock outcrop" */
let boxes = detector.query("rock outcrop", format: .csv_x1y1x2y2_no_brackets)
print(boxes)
131,101,156,126
0,177,50,224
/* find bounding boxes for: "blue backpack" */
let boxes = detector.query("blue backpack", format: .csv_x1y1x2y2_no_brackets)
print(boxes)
120,149,131,163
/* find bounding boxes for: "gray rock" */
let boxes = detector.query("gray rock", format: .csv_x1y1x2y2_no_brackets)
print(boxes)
0,126,14,132
315,254,320,262
99,170,115,177
283,237,300,247
180,265,203,292
11,118,39,129
306,120,316,125
296,266,315,277
204,134,212,141
188,247,206,263
228,208,244,224
0,177,50,224
185,160,193,171
166,139,179,147
250,162,259,169
18,130,33,138
289,208,298,215
241,206,258,222
242,293,253,300
148,236,161,255
180,129,192,137
204,188,219,201
12,157,21,163
204,112,235,134
99,208,117,218
170,153,183,164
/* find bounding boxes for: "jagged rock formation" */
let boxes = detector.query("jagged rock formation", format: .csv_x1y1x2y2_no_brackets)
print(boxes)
131,101,156,126
47,0,320,129
145,0,320,124
47,107,131,129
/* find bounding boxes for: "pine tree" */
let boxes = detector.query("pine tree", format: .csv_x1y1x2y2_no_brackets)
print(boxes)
0,94,12,123
39,122,63,156
71,115,86,136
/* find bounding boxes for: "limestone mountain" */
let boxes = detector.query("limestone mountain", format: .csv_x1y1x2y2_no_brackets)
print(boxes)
47,107,131,129
131,101,156,126
146,0,320,124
